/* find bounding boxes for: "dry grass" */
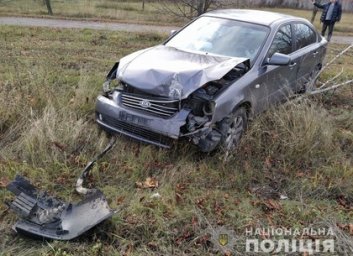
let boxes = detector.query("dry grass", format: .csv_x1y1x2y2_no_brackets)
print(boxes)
0,25,352,255
0,1,353,35
240,100,336,167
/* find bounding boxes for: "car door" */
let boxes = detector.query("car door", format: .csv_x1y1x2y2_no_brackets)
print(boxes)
254,23,298,110
292,23,321,92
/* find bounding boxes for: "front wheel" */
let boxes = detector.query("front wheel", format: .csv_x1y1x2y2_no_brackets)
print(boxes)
218,107,248,153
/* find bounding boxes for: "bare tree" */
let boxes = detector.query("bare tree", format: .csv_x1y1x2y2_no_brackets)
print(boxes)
44,0,53,15
157,0,235,19
298,43,353,98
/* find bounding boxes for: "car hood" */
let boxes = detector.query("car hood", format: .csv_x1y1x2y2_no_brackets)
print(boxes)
116,45,248,99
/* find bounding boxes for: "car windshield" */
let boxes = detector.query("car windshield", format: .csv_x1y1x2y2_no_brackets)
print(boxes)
166,16,269,62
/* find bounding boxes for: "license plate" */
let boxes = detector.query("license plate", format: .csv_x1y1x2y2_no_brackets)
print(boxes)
118,111,147,126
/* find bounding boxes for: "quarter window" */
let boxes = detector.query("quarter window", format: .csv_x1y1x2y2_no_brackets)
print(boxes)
294,23,317,50
268,24,292,57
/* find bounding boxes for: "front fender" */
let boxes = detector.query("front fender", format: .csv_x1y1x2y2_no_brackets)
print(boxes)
212,94,246,123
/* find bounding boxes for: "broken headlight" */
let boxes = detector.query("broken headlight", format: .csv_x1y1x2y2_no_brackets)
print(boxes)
102,80,124,95
103,62,120,94
185,82,220,116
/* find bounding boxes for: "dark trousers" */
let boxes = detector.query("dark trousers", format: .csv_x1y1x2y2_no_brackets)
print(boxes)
322,20,335,41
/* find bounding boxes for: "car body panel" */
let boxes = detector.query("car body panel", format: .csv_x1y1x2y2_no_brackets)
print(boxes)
95,9,327,150
117,45,249,99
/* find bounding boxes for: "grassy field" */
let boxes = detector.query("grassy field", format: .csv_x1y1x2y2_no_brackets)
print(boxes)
0,24,353,255
0,0,353,35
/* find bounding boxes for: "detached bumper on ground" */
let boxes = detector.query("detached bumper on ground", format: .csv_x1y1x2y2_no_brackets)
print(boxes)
6,175,114,240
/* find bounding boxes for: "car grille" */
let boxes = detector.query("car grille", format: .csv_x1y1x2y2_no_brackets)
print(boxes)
98,113,173,147
121,92,179,118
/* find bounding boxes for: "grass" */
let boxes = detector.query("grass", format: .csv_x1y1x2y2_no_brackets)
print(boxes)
0,1,353,35
0,25,353,255
0,0,183,25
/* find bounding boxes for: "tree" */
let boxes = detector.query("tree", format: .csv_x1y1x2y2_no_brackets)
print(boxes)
157,0,234,19
44,0,53,15
299,43,353,97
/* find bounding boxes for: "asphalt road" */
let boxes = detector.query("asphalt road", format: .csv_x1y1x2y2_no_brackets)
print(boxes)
0,16,352,45
0,16,178,34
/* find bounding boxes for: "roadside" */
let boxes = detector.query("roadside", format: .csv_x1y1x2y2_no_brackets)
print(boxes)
0,16,178,34
1,16,353,45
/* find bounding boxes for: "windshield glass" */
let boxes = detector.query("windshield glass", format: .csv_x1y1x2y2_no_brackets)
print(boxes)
166,16,269,62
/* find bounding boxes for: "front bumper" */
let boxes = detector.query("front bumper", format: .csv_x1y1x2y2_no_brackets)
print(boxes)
95,92,190,148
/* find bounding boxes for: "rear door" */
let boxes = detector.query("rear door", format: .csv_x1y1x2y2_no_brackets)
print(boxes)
291,23,321,92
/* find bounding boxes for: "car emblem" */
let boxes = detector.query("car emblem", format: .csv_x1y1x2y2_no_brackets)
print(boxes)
139,99,151,108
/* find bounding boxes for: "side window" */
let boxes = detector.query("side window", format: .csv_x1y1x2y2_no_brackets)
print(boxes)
268,24,292,57
294,23,317,50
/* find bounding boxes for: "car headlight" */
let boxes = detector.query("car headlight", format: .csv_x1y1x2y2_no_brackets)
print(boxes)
102,79,124,94
185,82,220,116
102,80,111,93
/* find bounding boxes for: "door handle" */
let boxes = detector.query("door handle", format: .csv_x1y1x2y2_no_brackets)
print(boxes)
289,62,297,68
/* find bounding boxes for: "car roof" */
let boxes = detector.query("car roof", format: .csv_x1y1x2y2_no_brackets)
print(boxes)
204,9,302,26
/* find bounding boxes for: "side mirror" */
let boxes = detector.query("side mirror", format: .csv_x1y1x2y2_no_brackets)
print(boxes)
266,53,291,66
170,30,177,36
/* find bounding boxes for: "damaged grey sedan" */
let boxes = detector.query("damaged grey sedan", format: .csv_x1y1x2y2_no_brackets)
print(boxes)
96,9,327,152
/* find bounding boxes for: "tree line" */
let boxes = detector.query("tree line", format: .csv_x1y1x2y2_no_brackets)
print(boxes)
42,0,353,16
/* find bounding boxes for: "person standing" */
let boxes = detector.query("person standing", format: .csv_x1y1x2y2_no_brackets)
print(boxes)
312,0,342,42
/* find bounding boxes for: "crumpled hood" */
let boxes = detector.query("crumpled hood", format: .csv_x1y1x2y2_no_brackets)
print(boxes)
117,45,248,99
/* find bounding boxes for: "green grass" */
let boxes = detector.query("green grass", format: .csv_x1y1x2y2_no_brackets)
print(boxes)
0,1,353,35
0,25,353,255
0,0,183,25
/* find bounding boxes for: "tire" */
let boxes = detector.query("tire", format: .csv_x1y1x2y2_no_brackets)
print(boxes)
218,107,248,152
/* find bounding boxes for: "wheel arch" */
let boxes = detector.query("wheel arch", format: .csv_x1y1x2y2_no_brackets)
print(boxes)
235,101,252,119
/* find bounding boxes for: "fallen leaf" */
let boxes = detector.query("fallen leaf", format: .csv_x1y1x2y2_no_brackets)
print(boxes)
262,199,282,212
116,196,125,205
176,183,187,192
196,197,206,209
135,177,159,189
0,176,10,188
52,141,66,152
